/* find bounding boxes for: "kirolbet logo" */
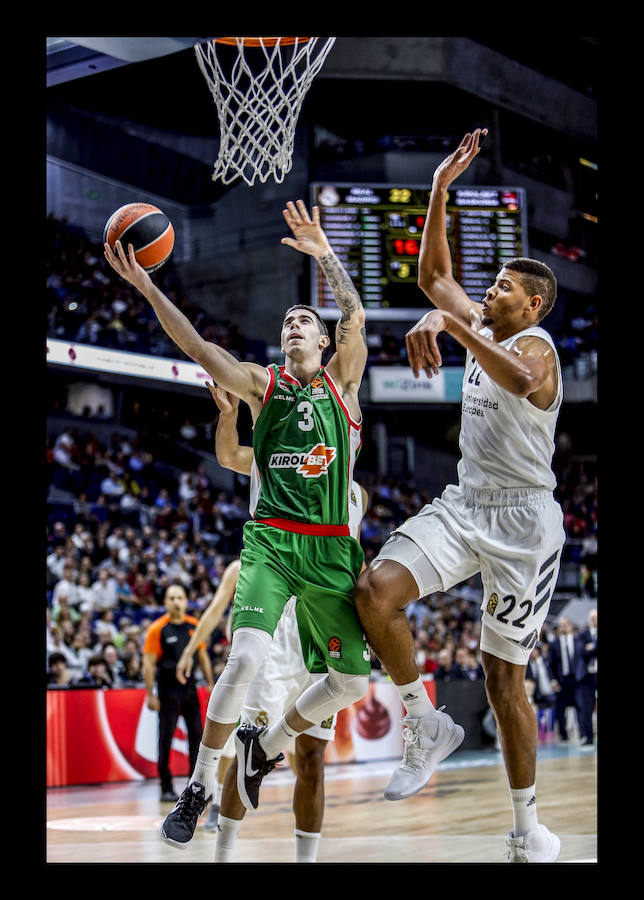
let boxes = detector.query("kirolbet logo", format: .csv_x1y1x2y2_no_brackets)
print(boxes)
269,444,337,478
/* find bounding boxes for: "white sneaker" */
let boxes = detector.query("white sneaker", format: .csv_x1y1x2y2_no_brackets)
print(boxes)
506,824,561,862
384,707,465,801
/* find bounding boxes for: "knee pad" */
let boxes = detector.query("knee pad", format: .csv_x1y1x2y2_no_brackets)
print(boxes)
295,670,369,724
206,627,272,724
325,669,370,707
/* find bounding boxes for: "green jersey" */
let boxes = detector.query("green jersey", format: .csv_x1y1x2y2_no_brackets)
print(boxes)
249,364,362,535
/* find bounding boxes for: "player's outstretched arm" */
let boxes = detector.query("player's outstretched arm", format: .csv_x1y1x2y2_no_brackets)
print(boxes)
418,129,488,326
104,240,268,408
406,309,557,403
176,560,242,684
281,200,367,391
207,382,254,476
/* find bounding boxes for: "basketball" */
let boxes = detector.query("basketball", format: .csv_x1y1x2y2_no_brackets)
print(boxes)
103,202,174,272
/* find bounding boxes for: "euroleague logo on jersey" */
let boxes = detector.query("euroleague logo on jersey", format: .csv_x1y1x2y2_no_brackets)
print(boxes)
268,444,337,478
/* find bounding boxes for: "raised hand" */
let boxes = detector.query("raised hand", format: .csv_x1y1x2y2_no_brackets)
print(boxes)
281,200,331,259
433,128,488,189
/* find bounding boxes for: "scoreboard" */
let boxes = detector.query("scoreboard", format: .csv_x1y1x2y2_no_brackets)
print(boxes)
310,183,528,319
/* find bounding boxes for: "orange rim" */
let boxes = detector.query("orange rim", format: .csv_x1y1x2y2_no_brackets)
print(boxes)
214,36,311,47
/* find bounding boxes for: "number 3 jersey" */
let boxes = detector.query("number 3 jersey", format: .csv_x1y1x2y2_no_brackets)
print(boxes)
249,364,362,535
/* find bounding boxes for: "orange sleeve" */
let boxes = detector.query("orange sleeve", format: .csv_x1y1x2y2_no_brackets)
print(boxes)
143,616,167,658
186,615,207,651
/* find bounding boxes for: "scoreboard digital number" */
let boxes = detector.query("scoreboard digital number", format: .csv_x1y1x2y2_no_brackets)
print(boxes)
310,183,527,319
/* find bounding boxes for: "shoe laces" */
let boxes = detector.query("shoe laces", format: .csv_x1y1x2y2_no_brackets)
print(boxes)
256,751,284,777
506,836,528,862
175,785,206,821
401,723,433,770
400,706,447,760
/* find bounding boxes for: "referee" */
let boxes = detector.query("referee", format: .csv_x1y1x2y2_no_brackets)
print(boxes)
143,583,214,802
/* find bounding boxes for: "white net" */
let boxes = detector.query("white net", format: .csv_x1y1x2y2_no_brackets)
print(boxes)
194,37,336,186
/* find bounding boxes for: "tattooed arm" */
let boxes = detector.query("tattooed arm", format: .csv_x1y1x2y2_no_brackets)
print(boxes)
281,200,367,411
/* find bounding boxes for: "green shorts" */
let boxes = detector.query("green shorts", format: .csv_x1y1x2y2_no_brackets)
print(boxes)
232,520,370,676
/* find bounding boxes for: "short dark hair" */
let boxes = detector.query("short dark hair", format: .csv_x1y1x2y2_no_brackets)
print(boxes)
48,652,67,667
283,305,329,337
503,258,557,321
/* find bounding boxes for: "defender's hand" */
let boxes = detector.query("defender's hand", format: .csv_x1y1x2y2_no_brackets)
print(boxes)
433,128,488,189
405,309,453,379
281,200,331,258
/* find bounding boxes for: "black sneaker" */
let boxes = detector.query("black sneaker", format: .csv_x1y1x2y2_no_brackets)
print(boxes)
235,724,284,811
160,782,211,849
160,789,179,803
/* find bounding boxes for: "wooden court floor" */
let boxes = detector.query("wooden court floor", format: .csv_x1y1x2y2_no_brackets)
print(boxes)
46,744,597,865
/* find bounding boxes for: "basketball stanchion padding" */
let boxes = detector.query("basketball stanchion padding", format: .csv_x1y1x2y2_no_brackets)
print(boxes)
194,37,336,186
103,203,175,272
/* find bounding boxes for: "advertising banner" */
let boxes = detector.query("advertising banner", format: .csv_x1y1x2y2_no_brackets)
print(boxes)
369,366,464,403
46,680,438,787
46,338,211,389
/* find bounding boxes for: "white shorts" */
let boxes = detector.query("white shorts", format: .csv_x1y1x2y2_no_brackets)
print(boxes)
222,597,336,757
375,482,565,665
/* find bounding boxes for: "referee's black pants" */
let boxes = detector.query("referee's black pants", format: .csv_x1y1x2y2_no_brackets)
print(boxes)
157,674,203,792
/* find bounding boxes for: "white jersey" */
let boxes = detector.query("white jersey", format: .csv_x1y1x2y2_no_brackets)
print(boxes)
348,480,364,539
457,324,562,491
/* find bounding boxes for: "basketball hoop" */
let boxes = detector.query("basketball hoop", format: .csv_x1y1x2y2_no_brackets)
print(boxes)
194,37,336,186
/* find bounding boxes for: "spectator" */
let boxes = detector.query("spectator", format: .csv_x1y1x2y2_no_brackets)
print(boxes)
94,608,120,644
454,646,484,680
76,571,94,611
121,651,144,687
526,645,557,710
51,563,80,608
549,617,581,743
47,545,67,586
51,592,81,627
90,568,118,612
406,597,431,631
575,608,597,747
433,647,460,681
68,629,95,675
103,643,124,688
75,654,113,688
47,652,75,687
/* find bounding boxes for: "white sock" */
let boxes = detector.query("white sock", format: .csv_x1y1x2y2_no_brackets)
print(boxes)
259,716,298,760
295,829,321,862
510,784,539,837
395,677,436,718
214,815,243,863
189,743,222,798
